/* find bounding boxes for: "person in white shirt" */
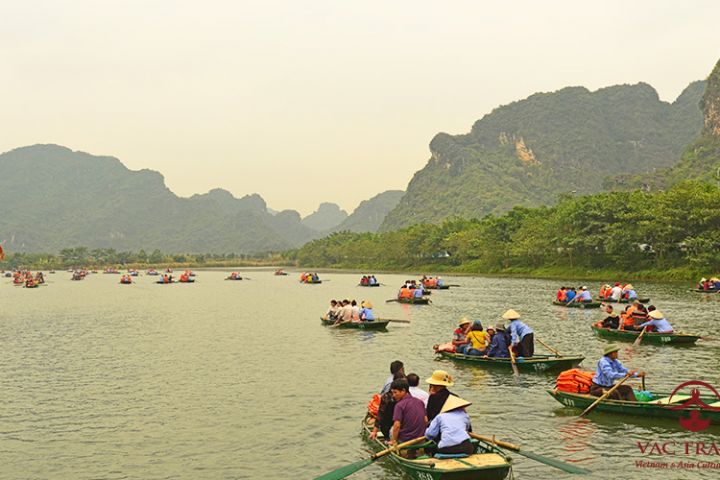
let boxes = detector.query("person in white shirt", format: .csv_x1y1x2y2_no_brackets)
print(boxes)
610,283,623,301
407,373,430,406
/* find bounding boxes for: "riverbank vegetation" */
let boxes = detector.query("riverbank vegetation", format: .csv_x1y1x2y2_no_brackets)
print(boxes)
0,248,287,270
291,181,720,281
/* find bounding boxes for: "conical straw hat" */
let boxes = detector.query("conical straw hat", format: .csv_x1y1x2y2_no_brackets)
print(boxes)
440,395,472,413
502,309,521,320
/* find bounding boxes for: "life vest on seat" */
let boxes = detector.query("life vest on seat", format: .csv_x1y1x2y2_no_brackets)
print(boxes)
367,394,381,417
556,369,595,393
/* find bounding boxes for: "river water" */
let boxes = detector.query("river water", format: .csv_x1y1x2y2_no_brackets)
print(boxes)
1,270,719,479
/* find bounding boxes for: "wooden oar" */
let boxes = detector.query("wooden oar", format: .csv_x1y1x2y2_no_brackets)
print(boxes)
579,373,632,417
314,436,426,480
448,284,462,287
632,326,648,347
508,346,519,376
385,299,398,303
383,319,411,323
469,433,591,475
537,338,561,356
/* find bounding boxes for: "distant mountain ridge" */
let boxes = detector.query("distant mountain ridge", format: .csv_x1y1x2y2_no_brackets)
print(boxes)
0,145,386,253
301,203,348,231
381,80,706,231
333,190,404,233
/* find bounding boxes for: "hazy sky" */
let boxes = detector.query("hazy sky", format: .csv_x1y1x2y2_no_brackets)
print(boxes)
2,1,719,215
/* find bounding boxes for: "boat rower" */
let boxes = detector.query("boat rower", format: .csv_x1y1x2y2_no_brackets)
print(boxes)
637,310,674,333
590,344,645,401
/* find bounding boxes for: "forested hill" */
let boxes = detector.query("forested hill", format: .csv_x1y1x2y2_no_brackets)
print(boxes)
381,80,706,231
0,145,322,253
668,59,720,183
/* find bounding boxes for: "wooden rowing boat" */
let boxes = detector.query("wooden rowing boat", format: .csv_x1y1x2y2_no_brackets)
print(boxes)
320,318,389,330
590,325,700,345
424,285,450,290
595,297,650,303
547,388,720,425
397,297,430,305
438,352,585,373
692,288,718,294
302,280,322,284
362,418,511,480
358,283,380,287
552,301,601,309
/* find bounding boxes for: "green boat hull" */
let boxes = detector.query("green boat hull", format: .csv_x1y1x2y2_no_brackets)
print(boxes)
398,297,430,304
302,280,322,284
425,285,450,290
548,389,720,425
596,297,650,303
362,422,511,480
439,352,584,373
552,301,601,309
320,318,389,330
591,325,700,345
692,288,718,294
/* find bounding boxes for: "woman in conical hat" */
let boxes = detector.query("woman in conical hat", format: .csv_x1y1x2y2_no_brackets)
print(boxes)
425,370,455,422
424,395,474,456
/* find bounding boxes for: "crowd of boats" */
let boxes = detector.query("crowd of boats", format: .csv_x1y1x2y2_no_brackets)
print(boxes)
314,276,718,480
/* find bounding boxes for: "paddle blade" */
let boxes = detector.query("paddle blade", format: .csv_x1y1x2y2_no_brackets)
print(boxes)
515,449,591,475
314,459,373,480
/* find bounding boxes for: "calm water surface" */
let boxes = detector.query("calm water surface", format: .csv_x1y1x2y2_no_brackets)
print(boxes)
1,271,719,479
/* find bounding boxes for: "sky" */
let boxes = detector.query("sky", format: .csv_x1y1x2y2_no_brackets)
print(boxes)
2,1,719,215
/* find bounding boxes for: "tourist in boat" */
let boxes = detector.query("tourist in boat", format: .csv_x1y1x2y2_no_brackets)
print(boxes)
556,287,567,302
25,277,36,288
370,370,407,440
350,300,361,321
452,318,472,353
424,395,474,456
571,286,593,303
590,344,645,401
360,275,369,286
504,309,534,357
426,370,456,422
407,373,429,406
564,287,577,303
464,320,488,356
637,310,674,333
359,301,375,321
597,306,620,329
381,360,404,394
412,285,424,299
398,285,413,300
712,277,720,290
630,303,649,329
335,299,353,324
326,300,340,321
35,272,45,284
437,277,445,288
619,304,639,331
623,284,638,300
369,275,378,286
484,322,511,358
609,282,623,301
388,378,427,452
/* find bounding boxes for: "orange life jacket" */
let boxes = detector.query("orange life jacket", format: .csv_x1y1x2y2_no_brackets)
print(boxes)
399,287,412,299
556,369,595,393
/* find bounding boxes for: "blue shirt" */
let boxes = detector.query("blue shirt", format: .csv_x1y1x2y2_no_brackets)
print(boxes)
360,307,375,321
508,320,533,344
486,331,510,358
638,317,673,333
625,289,637,299
565,290,576,301
437,278,445,286
413,288,424,298
425,409,471,449
592,356,635,387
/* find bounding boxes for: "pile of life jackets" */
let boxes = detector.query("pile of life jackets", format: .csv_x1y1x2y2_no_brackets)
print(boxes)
367,394,381,417
556,369,595,394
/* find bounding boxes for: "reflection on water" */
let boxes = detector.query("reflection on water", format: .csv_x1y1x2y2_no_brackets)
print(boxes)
1,271,719,479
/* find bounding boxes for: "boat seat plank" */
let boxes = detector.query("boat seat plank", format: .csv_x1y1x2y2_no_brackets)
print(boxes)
410,453,508,469
652,395,691,405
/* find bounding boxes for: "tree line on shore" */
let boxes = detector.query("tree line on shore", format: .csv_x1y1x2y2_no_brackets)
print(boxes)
0,247,284,270
290,181,720,280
